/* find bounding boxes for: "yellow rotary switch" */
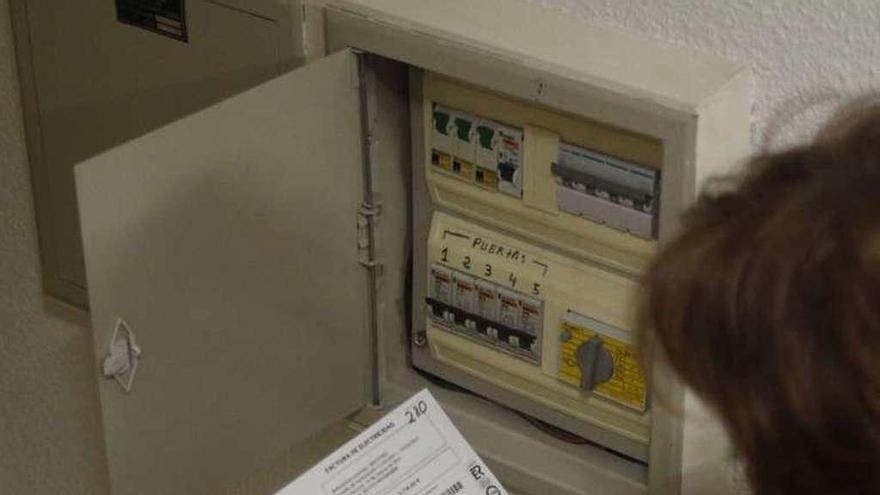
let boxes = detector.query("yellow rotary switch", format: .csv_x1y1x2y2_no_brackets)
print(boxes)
558,311,647,412
573,335,614,391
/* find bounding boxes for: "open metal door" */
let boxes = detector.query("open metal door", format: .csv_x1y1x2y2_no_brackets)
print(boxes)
75,50,370,495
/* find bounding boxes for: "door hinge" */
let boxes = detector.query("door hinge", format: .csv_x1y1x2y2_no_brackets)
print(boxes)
357,203,380,268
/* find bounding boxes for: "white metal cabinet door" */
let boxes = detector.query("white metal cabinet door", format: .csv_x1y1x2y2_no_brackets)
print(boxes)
75,50,369,495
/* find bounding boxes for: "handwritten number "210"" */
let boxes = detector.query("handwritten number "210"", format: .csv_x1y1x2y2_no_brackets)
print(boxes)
405,400,429,424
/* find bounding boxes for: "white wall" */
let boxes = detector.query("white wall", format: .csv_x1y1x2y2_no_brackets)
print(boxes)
0,0,110,493
521,1,880,494
527,0,880,150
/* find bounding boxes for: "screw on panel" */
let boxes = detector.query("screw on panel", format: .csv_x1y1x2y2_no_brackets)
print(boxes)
414,332,427,347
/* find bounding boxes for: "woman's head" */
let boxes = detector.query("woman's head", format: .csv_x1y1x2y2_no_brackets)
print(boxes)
640,104,880,494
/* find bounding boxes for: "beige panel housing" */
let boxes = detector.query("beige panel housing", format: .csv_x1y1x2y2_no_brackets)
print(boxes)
327,1,752,494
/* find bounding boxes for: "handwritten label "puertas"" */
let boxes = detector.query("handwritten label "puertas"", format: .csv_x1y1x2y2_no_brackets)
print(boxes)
471,237,527,264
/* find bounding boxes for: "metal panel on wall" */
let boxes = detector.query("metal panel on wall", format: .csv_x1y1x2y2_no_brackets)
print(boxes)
11,0,300,307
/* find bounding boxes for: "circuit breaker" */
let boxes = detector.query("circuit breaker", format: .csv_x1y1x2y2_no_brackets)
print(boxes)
431,104,524,196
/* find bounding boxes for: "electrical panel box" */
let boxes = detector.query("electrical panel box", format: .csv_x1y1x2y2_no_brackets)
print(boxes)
411,72,664,460
10,0,302,307
71,1,751,494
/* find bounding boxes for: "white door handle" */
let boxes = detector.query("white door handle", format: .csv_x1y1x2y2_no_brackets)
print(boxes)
103,318,141,393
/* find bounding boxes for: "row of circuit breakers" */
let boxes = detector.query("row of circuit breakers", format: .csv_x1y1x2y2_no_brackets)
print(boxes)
431,104,660,239
427,264,544,362
426,103,654,412
426,262,646,411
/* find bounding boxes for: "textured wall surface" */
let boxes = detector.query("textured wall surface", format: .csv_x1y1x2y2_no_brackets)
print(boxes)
0,0,110,493
525,0,880,150
2,0,879,494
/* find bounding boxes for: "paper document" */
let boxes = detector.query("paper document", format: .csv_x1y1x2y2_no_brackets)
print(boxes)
277,389,508,495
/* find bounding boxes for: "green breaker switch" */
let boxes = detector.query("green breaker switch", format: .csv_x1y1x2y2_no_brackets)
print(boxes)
434,110,452,135
454,117,473,142
477,125,495,151
575,335,614,391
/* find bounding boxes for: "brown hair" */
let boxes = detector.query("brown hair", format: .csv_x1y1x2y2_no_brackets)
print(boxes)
640,104,880,494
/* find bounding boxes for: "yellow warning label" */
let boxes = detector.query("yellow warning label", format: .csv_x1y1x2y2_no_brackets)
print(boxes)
558,319,647,412
475,166,499,190
431,149,453,171
452,157,475,181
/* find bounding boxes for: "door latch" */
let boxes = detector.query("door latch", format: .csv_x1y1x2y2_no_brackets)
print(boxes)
103,318,142,393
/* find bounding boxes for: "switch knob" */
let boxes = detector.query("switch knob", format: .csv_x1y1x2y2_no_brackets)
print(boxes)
498,162,516,182
575,336,614,391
